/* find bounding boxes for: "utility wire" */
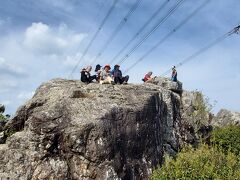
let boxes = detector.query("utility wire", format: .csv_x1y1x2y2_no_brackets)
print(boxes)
69,0,119,78
90,0,143,66
161,24,240,77
117,0,186,65
68,0,106,79
108,0,171,65
86,0,107,35
124,0,210,74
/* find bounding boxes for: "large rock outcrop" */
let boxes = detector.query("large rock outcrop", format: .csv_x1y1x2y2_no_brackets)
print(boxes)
0,78,210,179
180,90,213,145
0,104,7,144
212,109,240,127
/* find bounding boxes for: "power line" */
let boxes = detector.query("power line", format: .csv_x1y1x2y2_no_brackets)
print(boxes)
86,0,107,35
68,1,107,79
161,24,240,77
90,0,143,66
69,0,120,78
117,0,186,65
124,0,211,74
108,0,171,65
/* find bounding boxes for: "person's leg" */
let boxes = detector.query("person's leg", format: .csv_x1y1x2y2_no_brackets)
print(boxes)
107,76,114,84
100,77,112,84
172,76,177,82
123,75,129,84
114,77,121,84
146,78,153,83
89,75,97,83
81,73,88,83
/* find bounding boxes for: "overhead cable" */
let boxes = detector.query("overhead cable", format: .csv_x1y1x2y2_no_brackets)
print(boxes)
161,23,240,77
117,0,186,65
108,0,171,65
69,0,119,78
90,0,143,66
124,0,210,74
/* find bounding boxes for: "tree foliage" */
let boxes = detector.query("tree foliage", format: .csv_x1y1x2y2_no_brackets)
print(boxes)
152,145,240,180
211,125,240,156
152,125,240,179
0,113,6,121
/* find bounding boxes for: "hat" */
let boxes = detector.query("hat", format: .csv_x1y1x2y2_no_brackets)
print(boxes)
95,64,102,72
104,64,111,69
114,64,120,67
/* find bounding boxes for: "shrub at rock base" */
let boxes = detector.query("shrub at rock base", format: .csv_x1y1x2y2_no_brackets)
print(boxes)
211,125,240,156
152,145,240,180
0,114,6,121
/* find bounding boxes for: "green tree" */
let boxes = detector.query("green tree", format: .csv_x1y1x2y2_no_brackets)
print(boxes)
152,145,240,180
211,125,240,156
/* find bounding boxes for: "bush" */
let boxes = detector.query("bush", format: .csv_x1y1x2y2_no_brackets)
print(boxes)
0,113,6,121
152,145,240,180
211,125,240,156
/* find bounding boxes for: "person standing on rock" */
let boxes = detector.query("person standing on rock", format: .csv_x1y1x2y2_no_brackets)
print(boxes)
100,64,114,84
112,64,129,84
81,66,97,83
171,66,177,82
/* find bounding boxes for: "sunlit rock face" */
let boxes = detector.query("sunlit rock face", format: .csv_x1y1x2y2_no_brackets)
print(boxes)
0,78,210,179
212,109,240,127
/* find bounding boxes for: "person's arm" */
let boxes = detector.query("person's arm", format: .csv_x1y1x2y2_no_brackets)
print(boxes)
119,70,123,78
100,71,106,80
111,70,115,78
144,74,149,81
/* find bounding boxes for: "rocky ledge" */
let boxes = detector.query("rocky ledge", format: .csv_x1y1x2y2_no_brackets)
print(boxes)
0,78,211,179
212,109,240,127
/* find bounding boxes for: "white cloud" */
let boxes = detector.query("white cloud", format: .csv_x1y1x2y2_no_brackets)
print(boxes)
0,100,11,106
17,91,35,100
40,0,75,12
63,54,80,67
0,79,18,94
62,53,95,69
23,22,86,55
0,57,26,77
0,19,4,26
0,17,11,28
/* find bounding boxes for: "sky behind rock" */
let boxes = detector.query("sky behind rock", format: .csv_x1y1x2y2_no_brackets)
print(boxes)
0,0,240,115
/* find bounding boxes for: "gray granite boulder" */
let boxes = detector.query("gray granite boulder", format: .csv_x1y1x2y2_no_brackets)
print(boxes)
0,78,210,179
212,109,240,127
153,77,182,94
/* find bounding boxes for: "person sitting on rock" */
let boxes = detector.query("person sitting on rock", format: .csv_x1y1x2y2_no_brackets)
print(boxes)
171,66,177,82
112,64,129,84
100,64,114,84
143,71,155,83
95,64,102,82
81,66,97,83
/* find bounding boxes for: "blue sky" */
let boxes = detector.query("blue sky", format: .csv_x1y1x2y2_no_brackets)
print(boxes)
0,0,240,115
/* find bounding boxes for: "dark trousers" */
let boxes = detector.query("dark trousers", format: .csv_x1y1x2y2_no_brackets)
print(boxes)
114,75,129,84
81,75,97,83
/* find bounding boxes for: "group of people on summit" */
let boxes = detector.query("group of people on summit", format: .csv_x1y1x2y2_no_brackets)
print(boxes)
81,64,129,85
80,64,177,84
